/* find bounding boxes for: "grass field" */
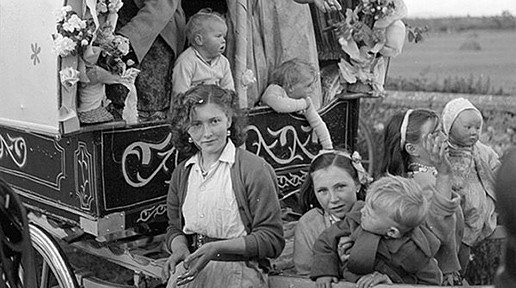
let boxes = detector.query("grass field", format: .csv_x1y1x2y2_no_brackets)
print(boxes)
388,29,516,95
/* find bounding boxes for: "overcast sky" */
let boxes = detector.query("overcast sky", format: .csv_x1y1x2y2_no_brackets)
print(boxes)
404,0,516,17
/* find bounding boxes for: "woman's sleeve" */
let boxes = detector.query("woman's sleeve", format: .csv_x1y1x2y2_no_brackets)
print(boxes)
242,158,285,259
118,0,182,62
165,165,185,252
293,216,316,275
261,85,308,113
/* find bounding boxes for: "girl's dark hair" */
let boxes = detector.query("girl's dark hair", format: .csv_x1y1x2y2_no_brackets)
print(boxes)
298,148,367,214
169,85,247,158
379,109,439,177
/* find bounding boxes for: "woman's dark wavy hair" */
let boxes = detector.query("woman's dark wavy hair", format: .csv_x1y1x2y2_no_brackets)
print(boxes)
298,147,367,214
379,109,439,177
169,85,247,158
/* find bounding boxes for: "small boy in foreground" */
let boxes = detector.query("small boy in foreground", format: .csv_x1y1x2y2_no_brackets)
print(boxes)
311,175,443,288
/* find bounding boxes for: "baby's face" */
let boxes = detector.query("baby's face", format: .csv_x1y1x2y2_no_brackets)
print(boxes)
449,109,482,147
287,71,315,99
200,20,227,60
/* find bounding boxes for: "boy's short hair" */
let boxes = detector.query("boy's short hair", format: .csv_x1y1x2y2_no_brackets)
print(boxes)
367,175,432,232
185,9,226,45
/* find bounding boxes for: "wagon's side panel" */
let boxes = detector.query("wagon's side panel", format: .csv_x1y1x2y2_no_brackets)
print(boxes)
1,97,358,237
0,0,63,136
247,98,358,198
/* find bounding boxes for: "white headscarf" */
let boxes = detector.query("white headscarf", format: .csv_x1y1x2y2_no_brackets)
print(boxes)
441,97,483,136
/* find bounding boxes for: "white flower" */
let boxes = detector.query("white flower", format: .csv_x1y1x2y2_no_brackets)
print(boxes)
52,34,77,57
117,41,130,55
241,69,256,88
54,5,72,23
59,67,80,89
113,36,130,55
96,1,108,14
121,68,140,82
108,0,124,13
81,39,90,46
62,14,86,33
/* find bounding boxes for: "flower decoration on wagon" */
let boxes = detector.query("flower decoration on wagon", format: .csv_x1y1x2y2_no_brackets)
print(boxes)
327,0,409,97
52,1,140,125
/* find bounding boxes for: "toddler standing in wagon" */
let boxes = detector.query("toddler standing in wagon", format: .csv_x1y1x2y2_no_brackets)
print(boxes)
260,59,333,150
441,97,500,273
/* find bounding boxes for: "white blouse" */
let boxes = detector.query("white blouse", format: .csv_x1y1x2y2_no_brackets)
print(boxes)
182,141,246,239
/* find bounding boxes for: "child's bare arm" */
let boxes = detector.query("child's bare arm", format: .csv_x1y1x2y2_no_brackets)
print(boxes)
304,98,333,150
261,85,308,113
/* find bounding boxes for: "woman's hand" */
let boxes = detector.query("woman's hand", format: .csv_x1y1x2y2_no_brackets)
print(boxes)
162,246,190,282
176,242,220,285
356,271,393,288
316,276,338,288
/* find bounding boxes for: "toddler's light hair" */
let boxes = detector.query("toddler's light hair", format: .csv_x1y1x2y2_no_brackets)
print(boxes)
366,175,432,231
269,58,316,89
185,9,226,46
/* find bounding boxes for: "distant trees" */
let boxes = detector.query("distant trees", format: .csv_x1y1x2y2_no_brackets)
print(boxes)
404,11,516,33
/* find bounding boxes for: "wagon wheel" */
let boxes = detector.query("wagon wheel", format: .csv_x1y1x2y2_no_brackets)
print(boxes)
320,64,375,176
29,224,79,288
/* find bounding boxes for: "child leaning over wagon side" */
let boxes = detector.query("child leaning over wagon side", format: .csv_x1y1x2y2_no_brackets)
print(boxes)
260,59,333,150
171,9,234,100
311,175,443,288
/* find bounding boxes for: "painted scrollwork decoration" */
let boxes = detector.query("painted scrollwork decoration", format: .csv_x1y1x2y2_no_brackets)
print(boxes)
122,133,178,188
0,133,27,168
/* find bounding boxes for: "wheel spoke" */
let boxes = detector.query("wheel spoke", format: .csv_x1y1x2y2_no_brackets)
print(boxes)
40,261,50,288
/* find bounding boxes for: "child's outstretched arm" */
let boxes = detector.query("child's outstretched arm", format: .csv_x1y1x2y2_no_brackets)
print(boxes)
304,97,333,150
260,85,308,112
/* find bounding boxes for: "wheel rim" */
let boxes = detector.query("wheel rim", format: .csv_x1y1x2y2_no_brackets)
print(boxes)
29,224,78,288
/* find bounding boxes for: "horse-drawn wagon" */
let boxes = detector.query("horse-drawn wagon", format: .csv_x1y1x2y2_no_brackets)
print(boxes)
0,0,383,287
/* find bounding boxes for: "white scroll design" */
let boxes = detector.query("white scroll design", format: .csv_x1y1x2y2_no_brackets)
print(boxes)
277,170,308,190
137,204,167,223
0,133,27,168
246,125,316,165
75,142,94,211
122,134,177,187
